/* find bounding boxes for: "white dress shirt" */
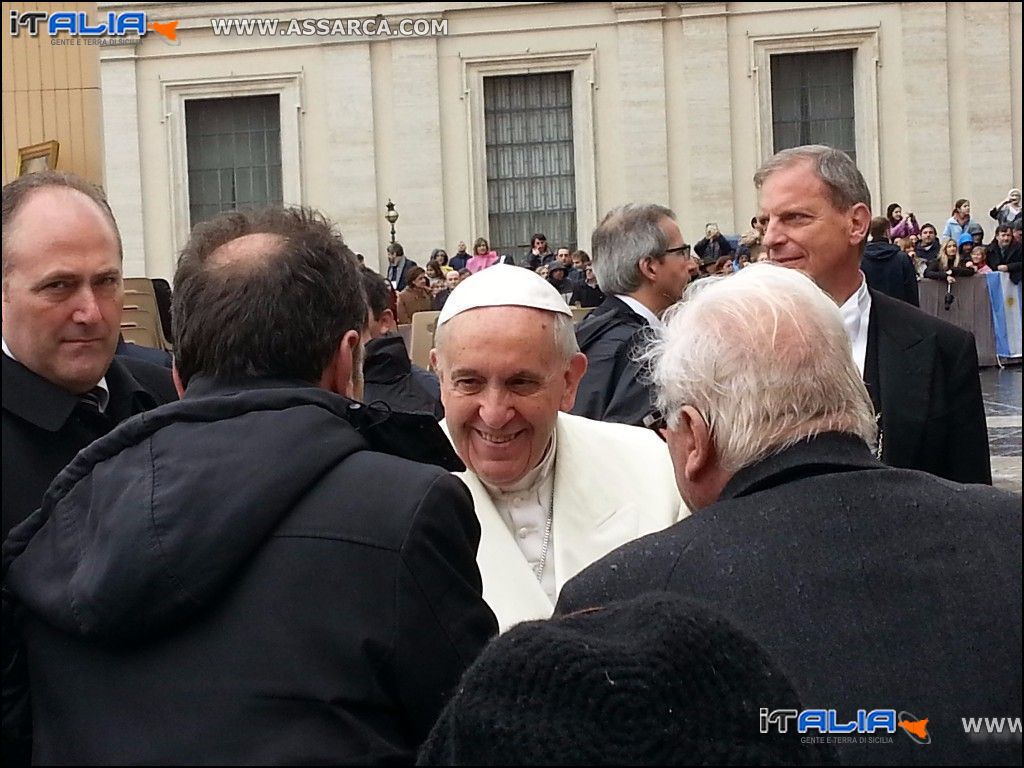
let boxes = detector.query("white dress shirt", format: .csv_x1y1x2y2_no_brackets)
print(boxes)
616,294,664,329
837,275,872,376
480,432,558,603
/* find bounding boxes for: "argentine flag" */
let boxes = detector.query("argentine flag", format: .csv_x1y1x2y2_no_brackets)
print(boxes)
986,272,1022,359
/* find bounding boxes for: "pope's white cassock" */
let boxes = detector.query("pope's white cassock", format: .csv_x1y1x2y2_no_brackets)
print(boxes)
448,412,685,631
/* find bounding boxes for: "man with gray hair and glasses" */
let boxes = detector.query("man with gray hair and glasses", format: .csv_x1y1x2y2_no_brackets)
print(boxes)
572,203,691,427
754,144,989,485
558,264,1021,766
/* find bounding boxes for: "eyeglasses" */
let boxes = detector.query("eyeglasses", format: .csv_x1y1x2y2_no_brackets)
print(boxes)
642,409,666,433
663,245,690,256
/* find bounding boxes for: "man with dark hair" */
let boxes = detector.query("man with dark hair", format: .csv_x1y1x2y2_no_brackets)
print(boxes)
2,171,176,546
386,241,417,290
572,203,691,426
4,207,496,764
754,144,989,484
860,215,919,306
359,266,444,419
527,233,552,270
914,221,940,263
988,224,1022,281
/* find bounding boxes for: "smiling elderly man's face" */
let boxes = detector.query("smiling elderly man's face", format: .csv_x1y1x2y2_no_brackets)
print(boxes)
432,306,586,488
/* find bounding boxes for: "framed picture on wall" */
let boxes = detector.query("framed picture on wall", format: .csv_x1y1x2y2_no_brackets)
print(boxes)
16,140,60,176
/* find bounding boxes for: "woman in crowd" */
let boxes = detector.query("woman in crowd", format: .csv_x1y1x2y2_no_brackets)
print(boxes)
941,198,974,244
430,248,453,273
395,266,434,323
466,237,498,273
886,202,920,239
896,237,926,279
924,235,974,283
965,246,992,275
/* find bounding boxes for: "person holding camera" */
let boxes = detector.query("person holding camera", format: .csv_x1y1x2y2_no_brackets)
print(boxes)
989,188,1022,228
693,222,734,266
886,202,920,239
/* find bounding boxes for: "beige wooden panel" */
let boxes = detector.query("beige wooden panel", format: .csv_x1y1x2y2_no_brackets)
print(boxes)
48,0,71,93
26,91,44,145
1,12,16,92
23,6,43,93
37,5,57,93
10,9,30,94
1,92,16,181
41,90,57,147
14,91,31,149
65,43,82,91
82,88,103,182
66,88,84,176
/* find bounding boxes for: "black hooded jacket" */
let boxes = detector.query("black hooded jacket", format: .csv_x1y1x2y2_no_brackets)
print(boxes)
364,334,444,420
3,378,495,765
860,241,919,306
571,296,656,427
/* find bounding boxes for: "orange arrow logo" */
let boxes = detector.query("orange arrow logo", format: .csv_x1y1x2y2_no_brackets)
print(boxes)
148,20,179,42
899,718,929,740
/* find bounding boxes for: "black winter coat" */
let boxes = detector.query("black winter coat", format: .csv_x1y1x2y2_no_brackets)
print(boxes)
558,433,1022,766
2,354,176,543
3,378,496,765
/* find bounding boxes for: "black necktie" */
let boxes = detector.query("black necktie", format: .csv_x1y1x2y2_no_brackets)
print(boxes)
75,386,113,429
78,387,105,413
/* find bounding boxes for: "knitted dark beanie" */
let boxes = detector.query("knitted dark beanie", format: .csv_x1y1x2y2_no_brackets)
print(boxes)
418,592,836,766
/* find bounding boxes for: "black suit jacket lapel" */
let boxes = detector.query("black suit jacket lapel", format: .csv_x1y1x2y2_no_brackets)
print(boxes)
869,291,936,467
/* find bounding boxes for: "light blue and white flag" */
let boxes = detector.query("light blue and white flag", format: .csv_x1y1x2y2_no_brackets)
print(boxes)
986,272,1022,359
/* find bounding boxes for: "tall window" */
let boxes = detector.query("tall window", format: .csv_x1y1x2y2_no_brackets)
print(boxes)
484,73,576,256
771,51,855,163
185,95,283,228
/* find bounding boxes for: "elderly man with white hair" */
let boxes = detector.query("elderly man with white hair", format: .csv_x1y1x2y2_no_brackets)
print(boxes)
431,264,684,631
558,264,1022,766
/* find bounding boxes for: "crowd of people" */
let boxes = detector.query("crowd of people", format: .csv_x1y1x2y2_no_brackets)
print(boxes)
2,148,1021,766
382,189,1022,329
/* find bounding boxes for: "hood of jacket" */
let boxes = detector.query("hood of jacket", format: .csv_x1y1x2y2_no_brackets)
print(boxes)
4,378,377,645
364,334,412,383
574,297,647,352
862,240,902,262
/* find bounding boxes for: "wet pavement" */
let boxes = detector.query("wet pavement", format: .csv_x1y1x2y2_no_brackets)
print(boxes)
981,364,1022,494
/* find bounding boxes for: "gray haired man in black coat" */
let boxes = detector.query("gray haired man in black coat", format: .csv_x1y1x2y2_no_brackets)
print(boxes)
558,264,1021,766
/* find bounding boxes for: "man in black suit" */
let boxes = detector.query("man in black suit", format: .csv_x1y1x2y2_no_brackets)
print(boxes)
558,264,1021,766
754,145,990,484
385,241,417,290
2,172,177,545
4,207,496,764
572,203,692,426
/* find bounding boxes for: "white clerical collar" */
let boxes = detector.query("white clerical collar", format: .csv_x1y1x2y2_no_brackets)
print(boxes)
481,429,558,497
616,294,664,329
2,335,111,411
837,275,872,377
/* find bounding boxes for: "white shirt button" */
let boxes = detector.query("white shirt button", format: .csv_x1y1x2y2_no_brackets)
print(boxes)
517,526,529,539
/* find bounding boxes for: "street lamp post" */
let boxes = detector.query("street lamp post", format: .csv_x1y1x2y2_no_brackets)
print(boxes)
384,199,399,245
